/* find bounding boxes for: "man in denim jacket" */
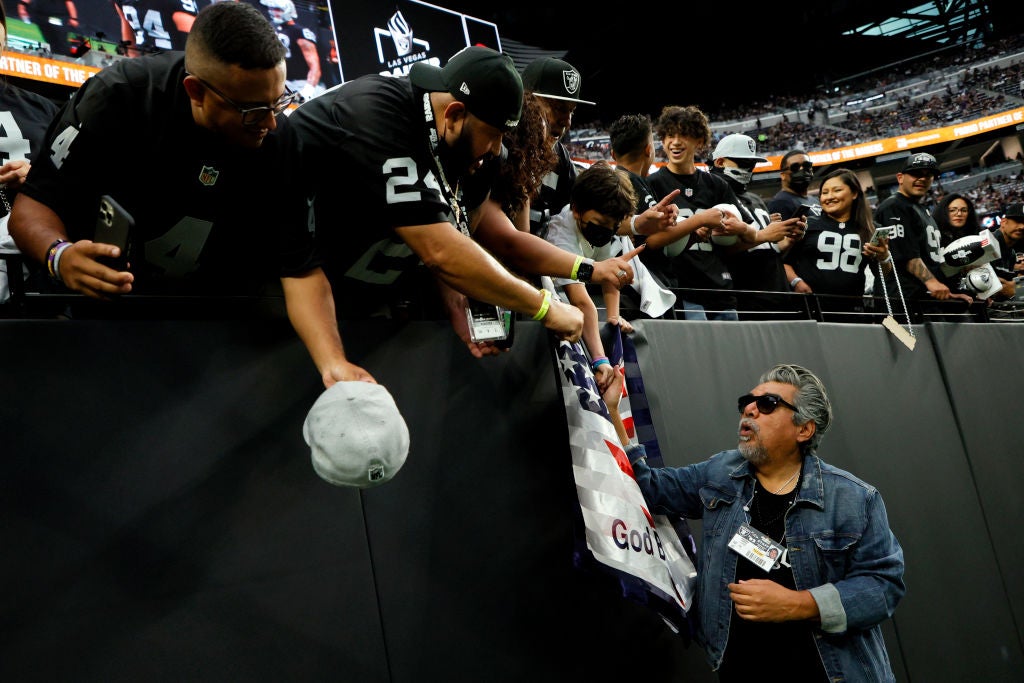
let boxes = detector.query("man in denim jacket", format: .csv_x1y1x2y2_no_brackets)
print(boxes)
625,363,905,682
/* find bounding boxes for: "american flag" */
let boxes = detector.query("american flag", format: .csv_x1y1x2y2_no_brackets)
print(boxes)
555,333,696,618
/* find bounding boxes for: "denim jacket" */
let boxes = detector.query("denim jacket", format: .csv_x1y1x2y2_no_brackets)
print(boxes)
628,446,905,682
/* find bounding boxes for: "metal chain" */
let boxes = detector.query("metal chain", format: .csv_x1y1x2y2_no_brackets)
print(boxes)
877,258,914,338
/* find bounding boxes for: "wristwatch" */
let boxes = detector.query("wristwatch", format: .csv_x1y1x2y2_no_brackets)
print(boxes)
576,258,594,283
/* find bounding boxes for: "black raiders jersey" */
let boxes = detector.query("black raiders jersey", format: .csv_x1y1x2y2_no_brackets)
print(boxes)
616,166,657,213
645,166,739,309
22,52,317,295
723,190,791,308
874,191,942,300
784,212,871,297
0,82,60,217
529,141,576,237
284,74,494,316
117,0,198,53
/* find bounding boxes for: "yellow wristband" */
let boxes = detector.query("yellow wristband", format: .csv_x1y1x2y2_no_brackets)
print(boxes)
532,288,552,321
569,255,584,281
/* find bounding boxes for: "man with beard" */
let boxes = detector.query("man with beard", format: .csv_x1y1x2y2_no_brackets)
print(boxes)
709,134,805,318
874,153,971,314
768,149,819,220
285,46,606,356
617,363,905,683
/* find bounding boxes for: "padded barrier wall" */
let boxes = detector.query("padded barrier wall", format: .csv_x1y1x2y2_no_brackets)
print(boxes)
1,317,1022,682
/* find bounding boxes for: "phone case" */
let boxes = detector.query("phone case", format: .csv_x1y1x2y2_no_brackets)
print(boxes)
94,195,135,270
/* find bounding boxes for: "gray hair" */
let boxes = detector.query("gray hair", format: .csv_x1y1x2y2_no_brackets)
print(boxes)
759,363,832,454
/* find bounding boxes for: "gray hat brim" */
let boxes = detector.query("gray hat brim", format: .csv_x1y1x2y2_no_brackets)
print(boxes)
532,91,596,106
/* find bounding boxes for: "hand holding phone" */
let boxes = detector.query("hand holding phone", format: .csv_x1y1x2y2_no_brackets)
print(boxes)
93,195,135,271
870,225,894,245
793,204,814,220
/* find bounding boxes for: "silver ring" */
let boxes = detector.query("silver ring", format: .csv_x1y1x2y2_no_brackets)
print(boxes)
617,270,627,278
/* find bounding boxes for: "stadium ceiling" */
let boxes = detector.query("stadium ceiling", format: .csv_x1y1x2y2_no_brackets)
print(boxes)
442,0,1021,123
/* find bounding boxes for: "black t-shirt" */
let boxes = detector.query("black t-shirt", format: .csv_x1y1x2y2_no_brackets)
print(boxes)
23,51,317,295
646,167,739,310
284,74,494,317
768,189,818,220
724,190,792,312
718,481,828,683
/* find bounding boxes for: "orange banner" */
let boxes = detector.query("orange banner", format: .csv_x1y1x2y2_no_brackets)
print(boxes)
754,106,1024,173
0,52,100,87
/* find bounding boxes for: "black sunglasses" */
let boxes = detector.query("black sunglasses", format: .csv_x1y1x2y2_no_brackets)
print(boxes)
187,72,297,127
737,393,798,415
785,161,814,173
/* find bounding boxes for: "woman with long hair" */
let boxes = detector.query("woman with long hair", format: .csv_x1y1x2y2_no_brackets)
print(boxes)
784,168,892,316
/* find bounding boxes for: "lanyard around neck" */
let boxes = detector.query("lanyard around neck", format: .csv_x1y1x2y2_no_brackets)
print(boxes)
422,92,469,237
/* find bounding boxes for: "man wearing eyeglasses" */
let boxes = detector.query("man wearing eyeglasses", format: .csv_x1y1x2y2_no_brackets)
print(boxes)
612,363,905,682
10,2,373,385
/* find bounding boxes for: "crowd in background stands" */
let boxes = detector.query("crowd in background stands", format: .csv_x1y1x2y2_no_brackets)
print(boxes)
569,35,1024,160
566,36,1024,218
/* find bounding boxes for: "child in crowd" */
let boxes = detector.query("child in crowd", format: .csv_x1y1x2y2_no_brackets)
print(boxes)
545,161,636,392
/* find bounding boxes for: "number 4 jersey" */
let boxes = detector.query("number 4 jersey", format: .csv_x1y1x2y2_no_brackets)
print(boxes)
21,51,319,295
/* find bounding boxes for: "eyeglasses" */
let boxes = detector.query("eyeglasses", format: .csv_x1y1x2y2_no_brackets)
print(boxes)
948,207,969,215
187,73,297,127
737,393,798,415
785,161,814,173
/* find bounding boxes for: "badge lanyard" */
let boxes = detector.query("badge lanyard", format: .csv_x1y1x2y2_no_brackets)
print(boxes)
422,92,469,238
422,92,511,343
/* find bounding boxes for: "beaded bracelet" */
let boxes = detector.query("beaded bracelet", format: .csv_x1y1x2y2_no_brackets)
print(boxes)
531,288,552,321
45,238,69,282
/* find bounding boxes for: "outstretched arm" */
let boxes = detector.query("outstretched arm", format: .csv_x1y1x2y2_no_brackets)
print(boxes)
282,269,375,387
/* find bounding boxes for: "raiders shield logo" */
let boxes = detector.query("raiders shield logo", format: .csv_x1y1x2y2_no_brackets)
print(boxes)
198,165,219,186
562,69,581,95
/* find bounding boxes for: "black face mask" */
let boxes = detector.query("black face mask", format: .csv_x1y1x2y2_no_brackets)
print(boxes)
788,167,814,192
710,165,746,194
580,221,615,247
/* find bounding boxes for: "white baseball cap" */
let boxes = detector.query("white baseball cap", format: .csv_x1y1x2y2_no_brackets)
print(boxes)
711,133,768,163
303,381,410,488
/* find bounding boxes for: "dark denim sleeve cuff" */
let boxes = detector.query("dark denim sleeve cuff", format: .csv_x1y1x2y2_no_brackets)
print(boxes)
626,443,647,465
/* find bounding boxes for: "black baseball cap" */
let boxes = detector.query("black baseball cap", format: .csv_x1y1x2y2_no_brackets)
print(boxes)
409,46,522,131
521,57,595,105
901,152,939,175
1003,203,1024,220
